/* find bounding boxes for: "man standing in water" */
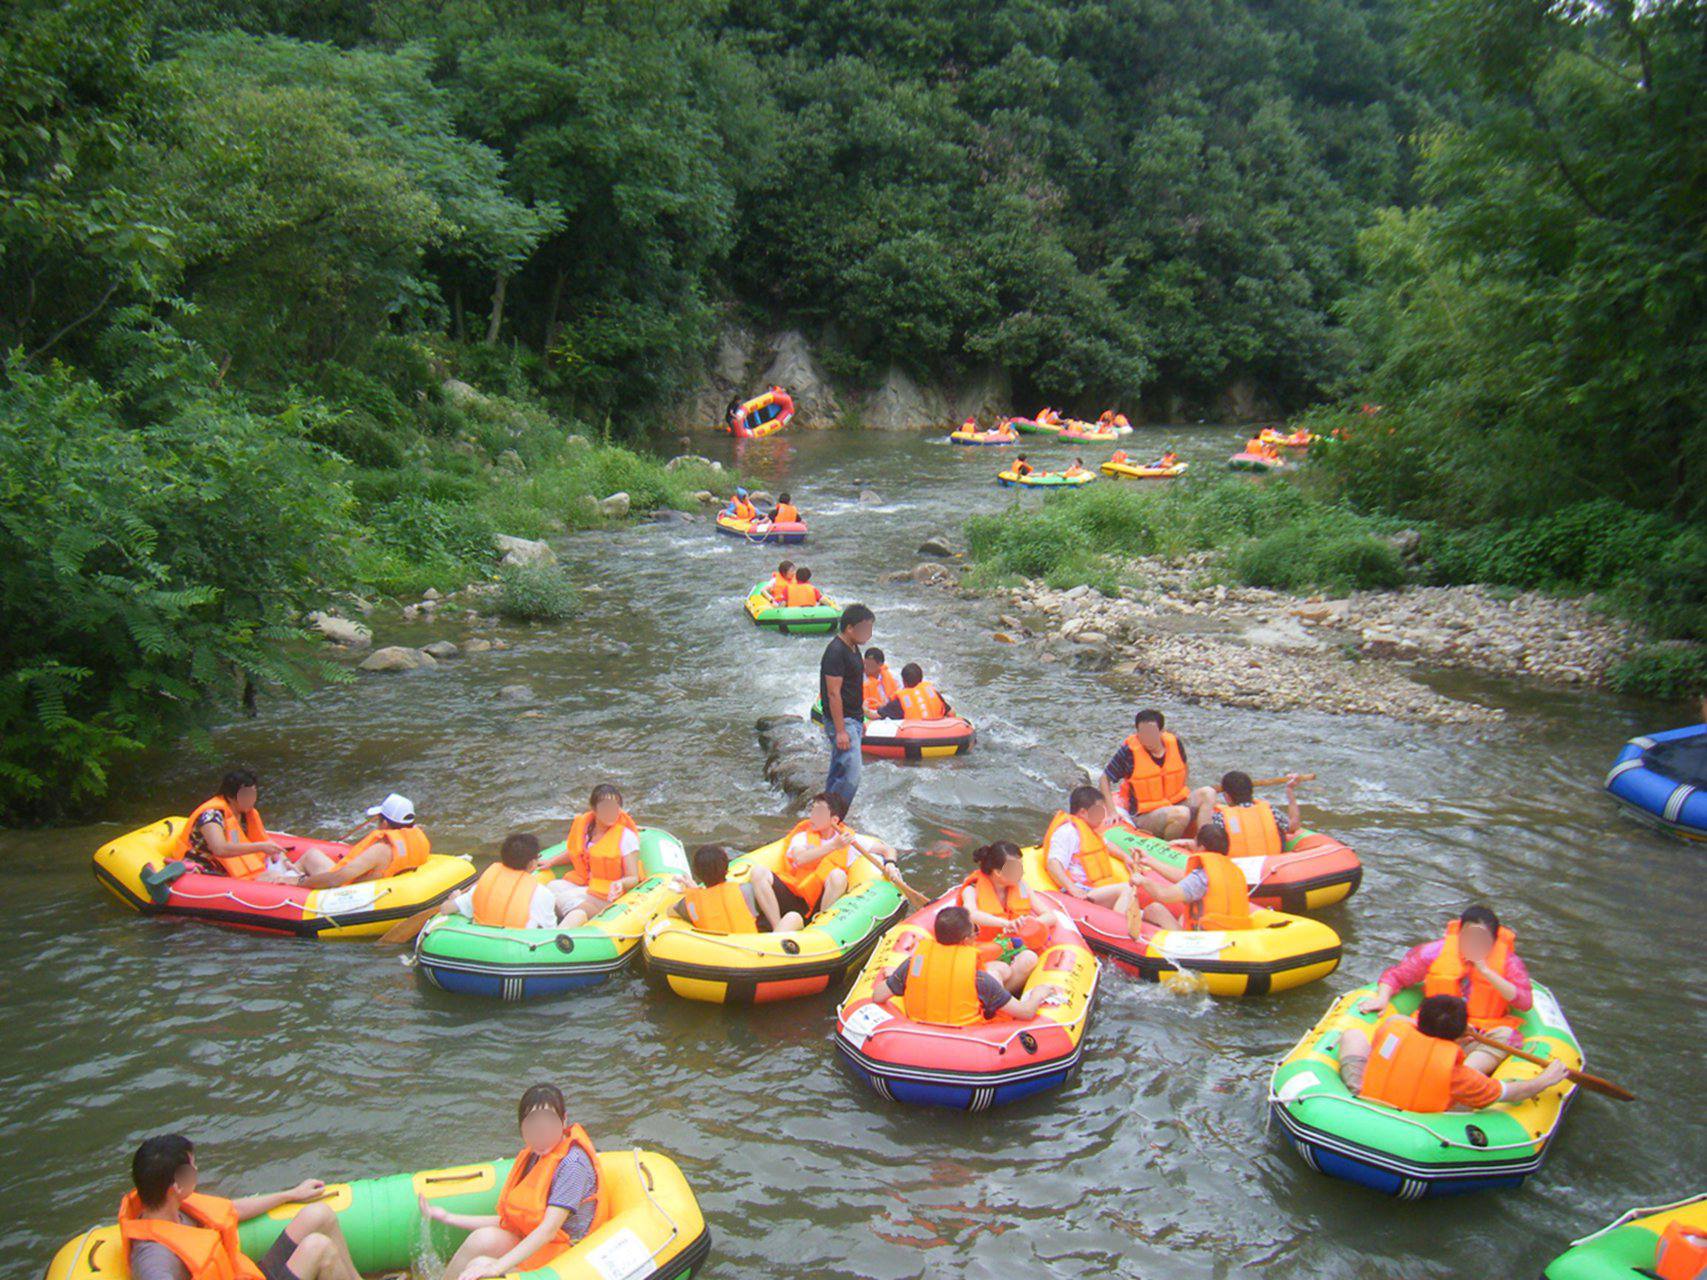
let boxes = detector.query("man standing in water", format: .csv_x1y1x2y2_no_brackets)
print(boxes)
821,604,875,805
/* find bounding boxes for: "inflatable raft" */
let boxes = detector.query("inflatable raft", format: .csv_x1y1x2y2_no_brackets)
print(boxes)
834,895,1100,1110
1009,416,1063,435
1270,983,1582,1199
715,512,807,544
1105,827,1362,914
1605,724,1707,841
809,702,975,759
726,387,793,438
1544,1194,1707,1280
45,1148,710,1280
745,580,839,635
1100,459,1188,480
1058,424,1123,443
948,426,1019,446
996,469,1095,489
1228,450,1289,472
642,832,905,1003
1018,844,1341,995
412,828,688,1000
1260,427,1317,450
92,818,475,939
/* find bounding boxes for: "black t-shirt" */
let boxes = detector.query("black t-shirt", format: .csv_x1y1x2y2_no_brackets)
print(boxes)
819,633,864,724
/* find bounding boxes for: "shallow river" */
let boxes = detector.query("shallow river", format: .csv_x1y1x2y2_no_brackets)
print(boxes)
4,426,1702,1279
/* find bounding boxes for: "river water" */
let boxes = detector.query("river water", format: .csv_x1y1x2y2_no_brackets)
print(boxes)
4,426,1701,1279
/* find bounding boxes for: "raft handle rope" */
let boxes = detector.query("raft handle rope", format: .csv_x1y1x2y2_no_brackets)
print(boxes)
1266,1088,1559,1153
629,1149,684,1269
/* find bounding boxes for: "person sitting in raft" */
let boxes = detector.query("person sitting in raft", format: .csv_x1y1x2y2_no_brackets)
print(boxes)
1097,409,1115,426
767,560,796,604
1109,449,1128,465
870,906,1061,1025
172,768,301,883
669,843,780,933
721,487,757,522
294,793,430,889
1151,450,1179,469
958,842,1064,995
1114,413,1131,429
1335,993,1568,1113
422,1084,606,1280
875,662,951,721
440,834,559,929
1063,457,1089,478
541,784,643,928
1356,905,1533,1058
1098,708,1218,838
772,491,800,524
1037,408,1062,427
1126,822,1254,938
1202,770,1300,861
1011,454,1035,477
960,416,978,434
1043,785,1134,913
784,566,823,607
121,1133,354,1280
862,647,900,714
749,792,901,928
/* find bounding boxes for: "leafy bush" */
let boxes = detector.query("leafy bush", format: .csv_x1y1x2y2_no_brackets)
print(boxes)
1607,644,1707,702
1232,524,1404,593
496,562,580,621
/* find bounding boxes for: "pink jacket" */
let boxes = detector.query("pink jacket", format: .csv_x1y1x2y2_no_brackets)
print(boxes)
1379,938,1533,1011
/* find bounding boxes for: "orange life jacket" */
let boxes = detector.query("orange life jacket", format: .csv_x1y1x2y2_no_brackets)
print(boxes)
768,572,792,601
961,871,1048,951
863,664,899,711
559,810,640,897
1183,849,1252,930
1041,811,1126,889
775,819,852,910
683,881,757,934
897,681,948,720
774,503,799,523
1110,450,1128,464
1424,921,1520,1029
172,797,269,879
1359,1015,1460,1113
1656,1222,1707,1280
900,936,986,1027
784,581,821,608
732,499,756,521
1122,731,1189,813
119,1193,263,1280
471,863,539,929
496,1126,609,1269
1215,801,1280,861
1114,414,1130,428
1013,460,1033,476
337,826,430,879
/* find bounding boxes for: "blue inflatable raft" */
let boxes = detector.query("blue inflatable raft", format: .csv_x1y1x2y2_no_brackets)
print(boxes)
1605,724,1707,841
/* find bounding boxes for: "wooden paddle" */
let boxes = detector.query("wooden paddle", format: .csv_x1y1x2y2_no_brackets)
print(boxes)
379,907,439,945
1250,773,1316,786
1465,1030,1636,1101
843,832,930,910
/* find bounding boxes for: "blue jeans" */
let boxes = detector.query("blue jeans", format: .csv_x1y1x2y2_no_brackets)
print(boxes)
823,717,863,806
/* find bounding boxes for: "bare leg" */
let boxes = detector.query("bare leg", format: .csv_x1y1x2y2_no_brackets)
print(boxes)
560,892,613,930
1133,805,1190,840
1005,950,1038,994
438,1227,520,1280
285,1204,358,1280
1141,902,1178,933
817,867,849,912
777,911,804,931
294,849,338,876
1462,1026,1518,1074
1087,883,1131,913
1337,1027,1372,1092
1187,786,1218,832
748,865,785,929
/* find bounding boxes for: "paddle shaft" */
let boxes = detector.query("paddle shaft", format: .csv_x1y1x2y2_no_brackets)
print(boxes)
1465,1030,1635,1101
844,833,930,910
1250,773,1315,786
379,906,438,945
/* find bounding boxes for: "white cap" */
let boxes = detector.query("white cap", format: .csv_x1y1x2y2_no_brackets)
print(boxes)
366,793,416,825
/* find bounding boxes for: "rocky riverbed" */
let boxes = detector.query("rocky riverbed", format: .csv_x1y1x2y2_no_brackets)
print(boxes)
969,552,1636,724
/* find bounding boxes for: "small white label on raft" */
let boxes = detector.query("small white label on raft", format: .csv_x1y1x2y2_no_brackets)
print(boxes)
840,1003,892,1050
312,884,380,916
1158,931,1228,961
654,835,690,877
1530,985,1571,1038
1231,856,1266,888
860,720,901,740
585,1227,653,1280
1275,1071,1322,1103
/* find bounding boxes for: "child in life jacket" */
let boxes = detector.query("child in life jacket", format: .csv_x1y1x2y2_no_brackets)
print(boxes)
875,663,951,721
957,841,1064,995
120,1133,349,1280
421,1084,606,1280
1126,822,1247,938
783,566,823,608
1335,994,1567,1113
1042,785,1134,914
1012,455,1034,477
771,492,800,524
767,560,796,604
862,648,900,713
1204,770,1299,858
669,843,794,933
869,907,1060,1025
1063,457,1089,478
440,833,559,929
542,783,643,928
722,488,757,522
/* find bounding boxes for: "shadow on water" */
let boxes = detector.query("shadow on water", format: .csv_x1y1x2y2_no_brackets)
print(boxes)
2,426,1702,1278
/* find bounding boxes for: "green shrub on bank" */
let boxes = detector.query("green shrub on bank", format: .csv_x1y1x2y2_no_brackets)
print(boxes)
1232,523,1403,593
496,562,581,620
1607,645,1707,702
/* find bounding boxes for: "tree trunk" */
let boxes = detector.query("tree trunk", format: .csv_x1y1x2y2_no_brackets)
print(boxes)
485,270,508,345
543,267,567,352
452,289,465,343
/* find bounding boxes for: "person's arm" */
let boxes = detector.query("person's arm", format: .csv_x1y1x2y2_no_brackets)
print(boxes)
1359,940,1436,1012
1045,827,1088,899
1138,853,1189,885
1003,981,1062,1021
459,1205,572,1280
201,819,285,860
1473,954,1523,1008
1494,1059,1569,1105
787,830,848,872
876,697,903,720
297,840,388,890
824,645,851,747
232,1180,324,1221
871,964,907,1004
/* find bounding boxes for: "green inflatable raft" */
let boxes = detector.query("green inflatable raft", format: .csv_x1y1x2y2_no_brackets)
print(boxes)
1543,1195,1707,1279
744,579,840,635
412,828,688,1000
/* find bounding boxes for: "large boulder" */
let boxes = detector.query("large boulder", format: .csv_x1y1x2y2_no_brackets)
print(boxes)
1214,378,1280,424
951,364,1013,423
666,454,716,472
917,534,960,558
862,366,950,430
761,330,842,427
712,324,758,385
421,640,460,659
305,611,371,648
494,534,556,567
441,379,482,409
360,646,437,673
599,491,632,519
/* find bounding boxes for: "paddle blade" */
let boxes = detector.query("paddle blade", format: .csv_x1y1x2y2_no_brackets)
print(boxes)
380,908,436,945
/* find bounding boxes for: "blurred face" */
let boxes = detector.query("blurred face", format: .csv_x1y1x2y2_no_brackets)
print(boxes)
992,853,1022,887
592,794,623,827
1459,923,1495,964
1135,721,1162,753
850,618,875,645
863,656,880,676
1082,799,1109,829
519,1106,566,1155
174,1152,199,1199
232,784,258,814
809,799,835,832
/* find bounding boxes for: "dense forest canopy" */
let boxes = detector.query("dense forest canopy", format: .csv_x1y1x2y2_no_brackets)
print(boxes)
2,0,1702,818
